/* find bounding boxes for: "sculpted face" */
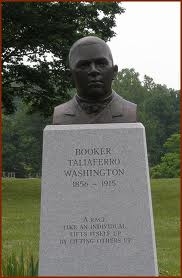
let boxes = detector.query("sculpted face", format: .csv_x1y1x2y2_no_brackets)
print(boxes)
69,38,118,100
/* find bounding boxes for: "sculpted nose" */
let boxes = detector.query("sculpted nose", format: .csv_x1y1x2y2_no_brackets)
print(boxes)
88,62,99,76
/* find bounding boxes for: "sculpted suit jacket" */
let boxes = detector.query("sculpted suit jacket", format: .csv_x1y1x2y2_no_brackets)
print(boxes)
53,91,137,125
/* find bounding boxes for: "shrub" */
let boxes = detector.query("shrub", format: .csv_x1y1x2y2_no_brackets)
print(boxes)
151,153,180,178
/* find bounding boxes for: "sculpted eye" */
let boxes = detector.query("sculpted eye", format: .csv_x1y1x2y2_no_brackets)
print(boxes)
96,59,108,67
78,62,90,69
99,62,107,67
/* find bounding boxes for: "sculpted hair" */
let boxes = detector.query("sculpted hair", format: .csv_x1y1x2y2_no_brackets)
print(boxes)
69,36,114,69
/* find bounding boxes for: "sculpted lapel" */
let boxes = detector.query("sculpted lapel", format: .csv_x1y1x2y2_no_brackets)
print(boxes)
53,91,136,124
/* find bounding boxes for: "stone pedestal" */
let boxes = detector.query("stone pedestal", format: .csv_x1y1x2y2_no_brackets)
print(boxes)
39,123,158,276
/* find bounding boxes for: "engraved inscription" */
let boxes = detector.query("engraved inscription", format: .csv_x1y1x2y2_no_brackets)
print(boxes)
63,147,125,188
59,216,134,246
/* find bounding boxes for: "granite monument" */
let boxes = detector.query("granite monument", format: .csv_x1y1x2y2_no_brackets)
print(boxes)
39,36,158,276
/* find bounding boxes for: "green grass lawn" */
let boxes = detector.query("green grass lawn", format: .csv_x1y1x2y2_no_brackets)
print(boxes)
2,178,180,276
151,178,180,276
2,178,41,272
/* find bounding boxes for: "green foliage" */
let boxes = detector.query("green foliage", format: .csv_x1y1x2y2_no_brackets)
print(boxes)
150,133,180,178
3,2,124,116
150,153,180,178
112,68,180,166
3,69,180,175
2,100,50,177
3,1,179,171
164,133,180,153
2,250,38,276
2,178,180,276
112,68,145,106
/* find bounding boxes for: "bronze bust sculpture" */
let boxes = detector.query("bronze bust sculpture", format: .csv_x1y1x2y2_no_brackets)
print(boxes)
53,36,137,124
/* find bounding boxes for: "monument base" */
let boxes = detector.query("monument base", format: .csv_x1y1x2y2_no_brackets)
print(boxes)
39,123,158,276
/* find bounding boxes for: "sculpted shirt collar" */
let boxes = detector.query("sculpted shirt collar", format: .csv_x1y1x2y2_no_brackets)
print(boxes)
75,93,113,114
63,90,124,117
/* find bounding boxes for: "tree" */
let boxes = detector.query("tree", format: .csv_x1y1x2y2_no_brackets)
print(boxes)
2,100,50,177
163,133,180,154
2,2,124,116
150,133,180,178
143,75,156,92
112,69,180,166
143,86,179,163
112,68,145,104
3,66,179,176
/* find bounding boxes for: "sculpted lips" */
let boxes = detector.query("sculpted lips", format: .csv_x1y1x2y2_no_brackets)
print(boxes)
88,81,103,87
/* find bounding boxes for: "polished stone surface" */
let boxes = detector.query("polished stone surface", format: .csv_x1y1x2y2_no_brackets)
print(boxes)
39,123,158,276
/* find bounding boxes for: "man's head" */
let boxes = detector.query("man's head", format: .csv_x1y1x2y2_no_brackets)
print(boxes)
69,36,118,101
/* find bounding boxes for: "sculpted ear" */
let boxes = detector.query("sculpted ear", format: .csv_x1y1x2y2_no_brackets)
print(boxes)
67,69,75,88
113,65,118,80
67,69,71,78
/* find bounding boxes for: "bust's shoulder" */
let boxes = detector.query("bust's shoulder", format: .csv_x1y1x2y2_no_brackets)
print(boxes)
53,97,77,124
54,98,75,113
113,92,136,107
111,91,137,122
